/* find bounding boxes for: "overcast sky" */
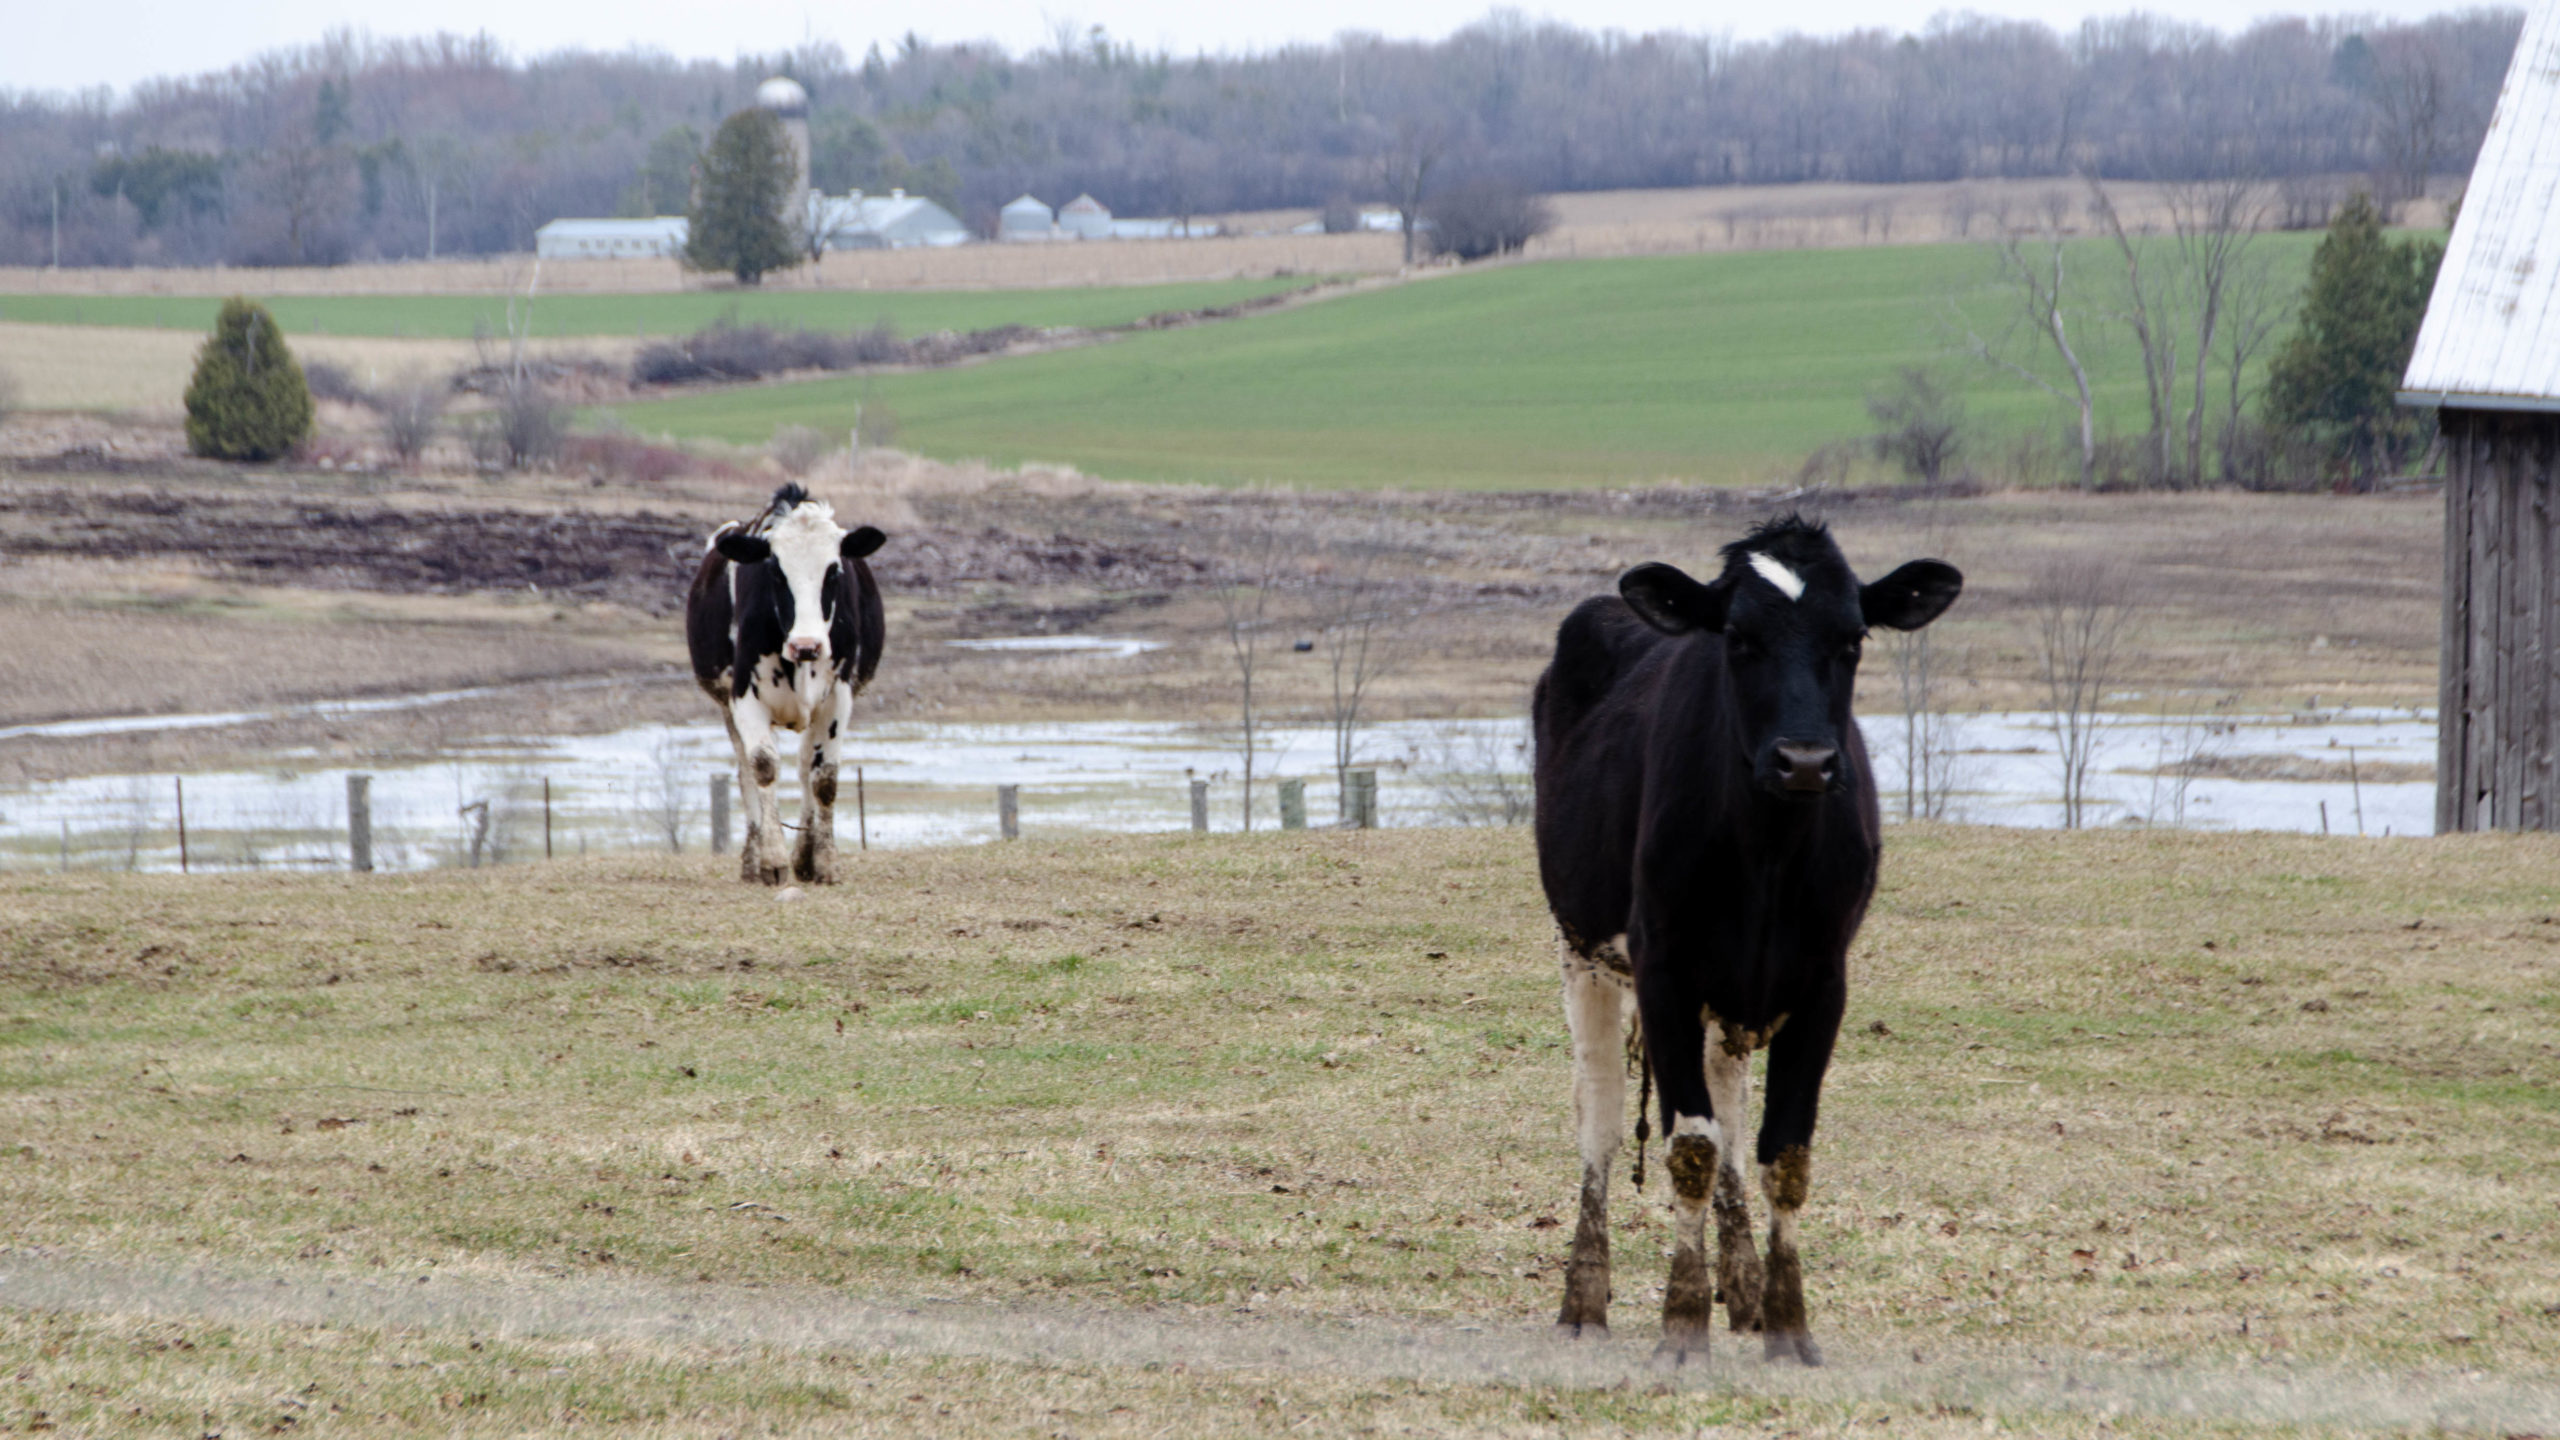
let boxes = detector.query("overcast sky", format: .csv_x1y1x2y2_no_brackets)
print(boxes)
9,0,2483,98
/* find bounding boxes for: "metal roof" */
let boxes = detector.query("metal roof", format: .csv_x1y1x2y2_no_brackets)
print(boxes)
2403,1,2560,411
535,217,686,238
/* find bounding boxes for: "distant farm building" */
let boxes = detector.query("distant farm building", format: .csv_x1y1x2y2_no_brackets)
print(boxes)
999,194,1057,240
809,190,968,249
534,217,687,259
997,192,1211,241
2402,1,2560,831
1059,193,1112,239
1290,209,1409,235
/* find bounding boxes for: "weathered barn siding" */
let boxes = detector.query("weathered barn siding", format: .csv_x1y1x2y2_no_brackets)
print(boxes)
2437,411,2560,831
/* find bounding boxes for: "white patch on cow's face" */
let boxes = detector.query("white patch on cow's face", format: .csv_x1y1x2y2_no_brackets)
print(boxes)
1747,551,1806,601
766,500,848,663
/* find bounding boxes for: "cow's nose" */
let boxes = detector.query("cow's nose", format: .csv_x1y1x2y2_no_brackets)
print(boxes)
1774,743,1837,793
784,638,824,662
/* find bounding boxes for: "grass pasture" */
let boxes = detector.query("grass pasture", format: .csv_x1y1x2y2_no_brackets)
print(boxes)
610,236,2331,489
4,824,2558,1435
0,276,1317,344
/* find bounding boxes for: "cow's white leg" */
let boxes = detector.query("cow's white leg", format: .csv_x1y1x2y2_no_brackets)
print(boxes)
1658,1110,1718,1362
793,684,848,884
1706,1029,1766,1334
1556,938,1630,1336
1761,1146,1822,1366
732,692,788,885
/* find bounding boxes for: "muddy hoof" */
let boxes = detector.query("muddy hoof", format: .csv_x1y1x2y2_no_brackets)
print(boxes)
1651,1337,1709,1368
1763,1330,1825,1366
1554,1320,1610,1341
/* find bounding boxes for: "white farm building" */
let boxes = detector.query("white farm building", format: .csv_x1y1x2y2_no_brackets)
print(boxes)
534,217,689,259
536,190,965,261
809,189,969,249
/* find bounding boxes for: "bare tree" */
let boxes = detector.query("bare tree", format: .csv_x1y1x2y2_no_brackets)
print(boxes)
1214,518,1291,832
2021,555,2140,829
1379,119,1444,267
1413,721,1535,826
2163,174,2268,485
1313,514,1404,820
637,732,697,852
1881,499,1967,819
2087,177,2177,485
375,369,447,465
2215,246,2297,481
1865,367,1967,485
2369,33,2447,218
1966,203,2098,486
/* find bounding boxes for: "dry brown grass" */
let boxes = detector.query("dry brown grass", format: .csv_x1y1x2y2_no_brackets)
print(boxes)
1,823,2557,1434
1523,176,2459,261
0,322,637,415
0,233,1399,301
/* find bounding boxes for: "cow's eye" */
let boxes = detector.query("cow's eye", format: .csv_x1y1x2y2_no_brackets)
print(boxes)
1838,641,1862,663
1728,635,1764,662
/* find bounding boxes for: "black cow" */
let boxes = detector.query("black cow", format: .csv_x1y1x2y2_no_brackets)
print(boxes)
686,483,887,885
1532,514,1960,1364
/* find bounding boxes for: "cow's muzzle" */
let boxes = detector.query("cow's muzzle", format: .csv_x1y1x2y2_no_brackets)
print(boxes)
1772,742,1839,795
783,637,825,663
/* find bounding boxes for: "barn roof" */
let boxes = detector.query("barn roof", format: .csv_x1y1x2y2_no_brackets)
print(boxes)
2403,3,2560,411
534,218,686,241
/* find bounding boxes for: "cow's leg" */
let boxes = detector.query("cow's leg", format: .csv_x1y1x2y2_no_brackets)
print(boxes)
731,694,789,886
1705,1025,1766,1334
1637,965,1716,1363
1756,1000,1843,1367
1555,938,1631,1337
793,688,847,884
1660,1111,1718,1363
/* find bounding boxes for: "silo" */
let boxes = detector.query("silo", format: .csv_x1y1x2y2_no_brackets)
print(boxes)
999,194,1056,241
756,76,811,214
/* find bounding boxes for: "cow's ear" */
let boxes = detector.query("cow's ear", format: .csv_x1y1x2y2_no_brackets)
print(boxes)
713,529,771,564
840,526,886,560
1861,560,1963,631
1619,563,1730,635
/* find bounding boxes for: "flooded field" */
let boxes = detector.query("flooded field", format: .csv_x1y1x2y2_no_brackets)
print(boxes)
0,695,2437,872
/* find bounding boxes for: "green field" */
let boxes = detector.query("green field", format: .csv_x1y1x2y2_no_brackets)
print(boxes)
0,276,1312,341
610,236,2327,489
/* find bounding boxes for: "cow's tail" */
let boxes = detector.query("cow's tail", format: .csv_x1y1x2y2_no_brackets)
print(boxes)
1627,1012,1651,1191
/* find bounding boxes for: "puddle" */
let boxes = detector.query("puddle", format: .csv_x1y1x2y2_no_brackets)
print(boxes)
0,705,2438,872
945,636,1163,659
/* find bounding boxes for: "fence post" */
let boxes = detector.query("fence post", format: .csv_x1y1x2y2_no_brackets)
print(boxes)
1190,778,1210,833
543,777,554,860
1279,778,1306,830
998,784,1020,841
855,766,867,851
347,774,373,873
710,775,731,855
175,776,189,875
1349,769,1378,829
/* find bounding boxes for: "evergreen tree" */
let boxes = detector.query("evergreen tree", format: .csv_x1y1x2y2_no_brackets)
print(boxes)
2265,192,2439,480
684,108,798,285
183,297,314,462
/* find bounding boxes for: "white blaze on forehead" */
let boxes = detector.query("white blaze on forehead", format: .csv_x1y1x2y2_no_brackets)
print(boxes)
766,501,848,649
1747,551,1807,601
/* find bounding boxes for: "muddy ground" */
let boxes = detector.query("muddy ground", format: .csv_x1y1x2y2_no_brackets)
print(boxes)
0,423,2445,787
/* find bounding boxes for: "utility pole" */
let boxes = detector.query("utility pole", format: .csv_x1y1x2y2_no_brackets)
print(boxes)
51,179,61,269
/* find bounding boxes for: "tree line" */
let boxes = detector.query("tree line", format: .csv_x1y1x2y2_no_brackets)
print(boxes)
0,9,2520,269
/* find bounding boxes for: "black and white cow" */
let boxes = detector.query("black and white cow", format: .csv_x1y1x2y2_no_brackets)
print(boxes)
1532,515,1960,1364
686,483,887,885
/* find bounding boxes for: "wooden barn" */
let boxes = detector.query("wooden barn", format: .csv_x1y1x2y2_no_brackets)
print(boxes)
2401,3,2560,832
